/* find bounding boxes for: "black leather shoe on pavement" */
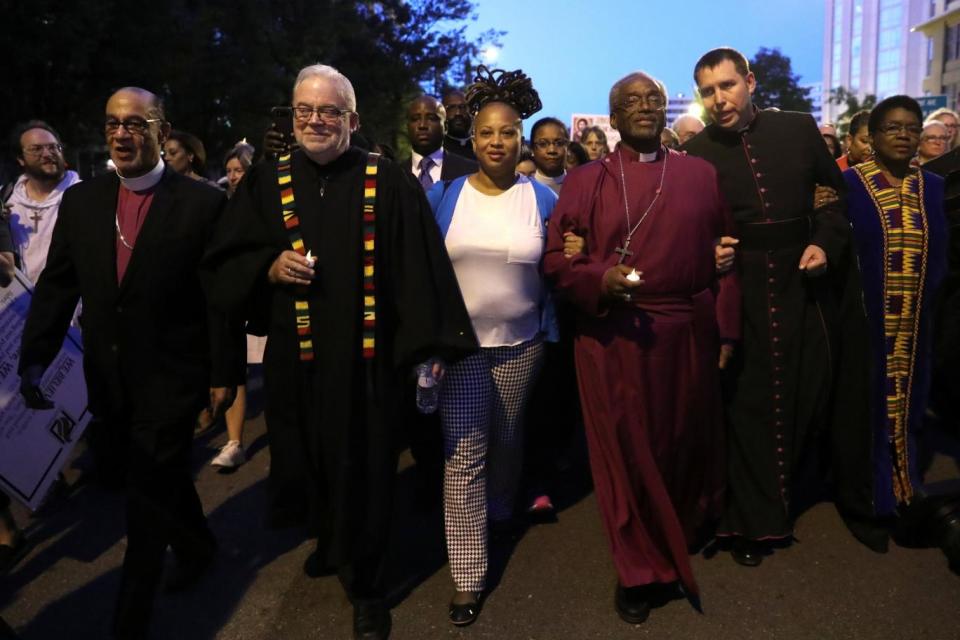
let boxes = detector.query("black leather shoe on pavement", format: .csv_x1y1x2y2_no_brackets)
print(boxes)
353,604,391,640
731,538,764,567
448,592,482,626
614,584,651,624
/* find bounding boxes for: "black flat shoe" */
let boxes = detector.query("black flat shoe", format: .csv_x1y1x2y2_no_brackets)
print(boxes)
448,592,482,627
353,604,391,640
614,584,651,624
731,538,764,567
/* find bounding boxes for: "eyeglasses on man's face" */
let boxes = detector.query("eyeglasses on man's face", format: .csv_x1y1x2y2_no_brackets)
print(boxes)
22,143,63,156
105,118,161,135
293,105,353,123
614,93,666,112
923,134,951,143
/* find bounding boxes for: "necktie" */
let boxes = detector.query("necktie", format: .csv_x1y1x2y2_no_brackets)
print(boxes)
418,156,435,191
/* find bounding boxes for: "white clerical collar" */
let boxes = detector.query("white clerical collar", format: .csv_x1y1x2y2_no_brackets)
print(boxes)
411,147,445,170
118,157,165,191
636,151,658,163
447,134,471,145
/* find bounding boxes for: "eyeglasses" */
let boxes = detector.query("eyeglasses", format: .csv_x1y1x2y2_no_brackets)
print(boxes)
105,118,161,135
22,143,63,156
614,94,666,112
533,139,569,149
923,135,951,143
878,123,923,137
293,105,353,123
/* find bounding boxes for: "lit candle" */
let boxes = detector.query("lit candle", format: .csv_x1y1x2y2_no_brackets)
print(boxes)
305,250,316,268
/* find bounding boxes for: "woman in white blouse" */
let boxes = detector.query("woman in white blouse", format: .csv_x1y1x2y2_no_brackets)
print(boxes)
426,67,558,627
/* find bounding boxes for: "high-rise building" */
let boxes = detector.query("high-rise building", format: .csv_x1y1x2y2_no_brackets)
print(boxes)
805,81,825,123
912,0,960,109
822,0,933,122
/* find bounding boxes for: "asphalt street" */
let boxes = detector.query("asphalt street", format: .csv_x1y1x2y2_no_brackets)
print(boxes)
2,411,959,640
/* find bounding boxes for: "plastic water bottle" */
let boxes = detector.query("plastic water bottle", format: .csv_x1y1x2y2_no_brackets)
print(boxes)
416,362,439,414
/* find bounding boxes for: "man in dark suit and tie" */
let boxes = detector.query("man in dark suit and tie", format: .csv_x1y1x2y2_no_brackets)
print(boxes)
18,86,244,640
402,95,476,191
398,94,475,510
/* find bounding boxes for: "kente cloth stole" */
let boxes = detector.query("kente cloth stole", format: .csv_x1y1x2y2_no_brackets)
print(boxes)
855,160,928,504
276,152,381,362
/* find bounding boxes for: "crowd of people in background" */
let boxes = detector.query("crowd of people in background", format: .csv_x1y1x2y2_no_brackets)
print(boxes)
1,44,959,640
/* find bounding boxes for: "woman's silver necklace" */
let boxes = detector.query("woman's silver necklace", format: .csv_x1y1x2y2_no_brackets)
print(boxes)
614,147,668,264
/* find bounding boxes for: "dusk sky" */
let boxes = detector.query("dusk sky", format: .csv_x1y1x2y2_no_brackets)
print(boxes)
467,0,826,123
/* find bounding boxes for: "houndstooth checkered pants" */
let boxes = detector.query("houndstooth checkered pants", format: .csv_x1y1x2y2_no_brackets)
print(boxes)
440,337,544,592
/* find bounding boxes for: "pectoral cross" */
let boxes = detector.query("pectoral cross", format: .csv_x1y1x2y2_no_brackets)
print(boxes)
614,244,633,264
30,210,42,232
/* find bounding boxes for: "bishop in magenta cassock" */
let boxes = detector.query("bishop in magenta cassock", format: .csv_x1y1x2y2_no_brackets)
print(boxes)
543,72,740,623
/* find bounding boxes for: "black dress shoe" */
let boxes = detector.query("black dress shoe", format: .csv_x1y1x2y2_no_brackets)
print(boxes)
731,538,764,567
448,592,482,626
303,550,337,578
353,604,391,640
614,584,651,624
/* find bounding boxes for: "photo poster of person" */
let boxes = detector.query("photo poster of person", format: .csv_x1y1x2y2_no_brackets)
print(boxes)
0,270,89,511
570,114,621,147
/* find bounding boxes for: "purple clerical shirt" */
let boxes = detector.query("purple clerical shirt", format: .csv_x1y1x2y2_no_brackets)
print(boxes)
115,185,154,283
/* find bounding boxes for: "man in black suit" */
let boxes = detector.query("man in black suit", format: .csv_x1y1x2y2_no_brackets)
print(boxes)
398,94,475,510
18,87,243,640
402,95,476,191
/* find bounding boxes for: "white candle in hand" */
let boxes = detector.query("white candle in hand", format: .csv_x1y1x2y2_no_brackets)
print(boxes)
626,269,641,282
305,250,316,268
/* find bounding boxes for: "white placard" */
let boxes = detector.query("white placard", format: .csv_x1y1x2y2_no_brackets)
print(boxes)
570,113,621,148
0,270,89,511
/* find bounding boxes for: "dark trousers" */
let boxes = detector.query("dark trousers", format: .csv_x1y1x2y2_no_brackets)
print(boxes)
111,416,214,640
337,551,388,607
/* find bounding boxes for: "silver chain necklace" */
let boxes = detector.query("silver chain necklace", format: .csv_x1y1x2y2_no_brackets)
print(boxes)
115,213,135,250
614,146,668,264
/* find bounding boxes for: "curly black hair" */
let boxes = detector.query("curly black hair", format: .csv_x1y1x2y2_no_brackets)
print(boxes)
464,65,542,120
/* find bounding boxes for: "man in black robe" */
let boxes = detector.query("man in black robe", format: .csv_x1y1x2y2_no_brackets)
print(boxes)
441,90,476,160
202,65,476,640
683,48,849,566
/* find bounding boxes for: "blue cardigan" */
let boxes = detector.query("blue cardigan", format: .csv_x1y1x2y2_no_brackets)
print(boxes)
427,175,560,342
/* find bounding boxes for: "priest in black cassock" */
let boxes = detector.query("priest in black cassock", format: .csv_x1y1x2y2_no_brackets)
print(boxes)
683,48,850,566
202,65,477,640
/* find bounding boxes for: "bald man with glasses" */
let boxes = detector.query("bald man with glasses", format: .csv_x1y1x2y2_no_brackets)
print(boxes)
19,87,244,640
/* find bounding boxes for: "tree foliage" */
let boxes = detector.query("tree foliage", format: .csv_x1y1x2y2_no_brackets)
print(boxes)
828,87,877,134
750,47,813,113
0,0,499,180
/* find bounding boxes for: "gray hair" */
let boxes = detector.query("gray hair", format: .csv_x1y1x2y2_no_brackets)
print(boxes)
672,113,703,130
922,120,949,135
293,64,357,111
928,107,959,123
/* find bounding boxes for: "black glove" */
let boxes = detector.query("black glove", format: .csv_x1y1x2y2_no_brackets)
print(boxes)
19,364,53,410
